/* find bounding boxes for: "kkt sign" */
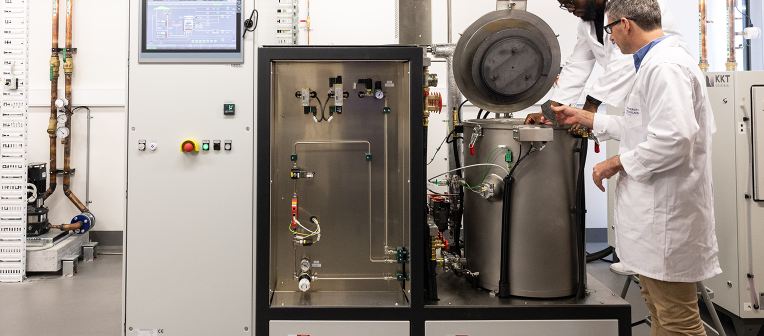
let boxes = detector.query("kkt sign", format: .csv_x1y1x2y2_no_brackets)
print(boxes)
706,74,731,88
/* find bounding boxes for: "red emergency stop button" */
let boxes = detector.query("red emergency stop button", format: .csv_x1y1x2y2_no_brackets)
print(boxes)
180,139,199,152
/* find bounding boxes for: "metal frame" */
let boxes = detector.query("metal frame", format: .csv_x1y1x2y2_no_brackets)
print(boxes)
256,46,630,336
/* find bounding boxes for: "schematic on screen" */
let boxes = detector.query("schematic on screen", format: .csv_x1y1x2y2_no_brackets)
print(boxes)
142,0,241,53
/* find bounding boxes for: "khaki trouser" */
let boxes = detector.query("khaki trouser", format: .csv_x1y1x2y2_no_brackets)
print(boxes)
639,275,707,336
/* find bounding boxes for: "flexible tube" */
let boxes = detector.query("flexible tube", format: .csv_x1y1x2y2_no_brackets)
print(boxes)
498,175,514,299
451,134,463,252
574,138,589,299
429,164,510,182
586,246,614,263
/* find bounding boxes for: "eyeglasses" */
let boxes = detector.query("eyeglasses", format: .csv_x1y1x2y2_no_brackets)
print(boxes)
559,0,575,11
604,18,637,34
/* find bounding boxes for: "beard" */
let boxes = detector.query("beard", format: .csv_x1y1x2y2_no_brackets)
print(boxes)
579,0,602,22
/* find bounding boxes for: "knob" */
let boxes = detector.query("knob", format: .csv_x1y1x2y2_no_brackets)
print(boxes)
299,278,311,292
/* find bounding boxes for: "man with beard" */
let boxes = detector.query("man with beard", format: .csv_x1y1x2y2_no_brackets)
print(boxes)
525,0,689,123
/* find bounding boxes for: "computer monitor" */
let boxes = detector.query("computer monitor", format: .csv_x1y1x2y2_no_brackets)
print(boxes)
139,0,244,63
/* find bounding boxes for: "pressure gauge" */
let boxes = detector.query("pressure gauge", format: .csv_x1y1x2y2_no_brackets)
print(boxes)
56,127,69,138
300,258,311,271
54,98,68,110
57,114,67,124
375,90,384,99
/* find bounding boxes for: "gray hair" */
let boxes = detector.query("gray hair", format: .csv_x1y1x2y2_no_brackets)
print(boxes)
605,0,662,32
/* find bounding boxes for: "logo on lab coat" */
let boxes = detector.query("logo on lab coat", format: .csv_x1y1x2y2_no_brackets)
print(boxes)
706,74,731,88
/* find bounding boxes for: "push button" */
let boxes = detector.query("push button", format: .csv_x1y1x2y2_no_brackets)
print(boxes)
224,140,232,151
180,139,199,152
213,140,221,150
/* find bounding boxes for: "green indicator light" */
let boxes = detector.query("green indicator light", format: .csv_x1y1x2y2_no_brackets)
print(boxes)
202,144,209,150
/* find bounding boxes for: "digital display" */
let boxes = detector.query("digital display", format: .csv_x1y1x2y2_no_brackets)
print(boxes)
142,0,241,53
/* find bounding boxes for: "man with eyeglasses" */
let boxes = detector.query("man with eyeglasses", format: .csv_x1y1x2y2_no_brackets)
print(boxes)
525,0,689,125
549,0,720,334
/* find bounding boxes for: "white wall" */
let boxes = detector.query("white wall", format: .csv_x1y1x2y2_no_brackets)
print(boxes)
1,0,741,231
1,0,127,231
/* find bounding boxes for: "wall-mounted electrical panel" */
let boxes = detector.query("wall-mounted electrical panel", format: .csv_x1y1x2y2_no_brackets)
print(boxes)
124,0,254,334
0,0,29,283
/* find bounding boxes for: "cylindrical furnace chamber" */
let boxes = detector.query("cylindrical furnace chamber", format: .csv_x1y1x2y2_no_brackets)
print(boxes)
462,118,585,298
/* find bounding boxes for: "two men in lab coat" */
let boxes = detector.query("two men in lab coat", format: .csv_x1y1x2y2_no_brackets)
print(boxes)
550,0,720,334
525,0,689,122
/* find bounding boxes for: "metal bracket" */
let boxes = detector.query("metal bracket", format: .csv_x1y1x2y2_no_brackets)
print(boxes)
52,47,77,53
62,256,78,277
496,0,527,10
52,169,75,175
82,241,98,262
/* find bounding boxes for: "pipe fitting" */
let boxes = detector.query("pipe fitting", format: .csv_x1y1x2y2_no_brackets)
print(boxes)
50,56,60,79
47,119,57,137
63,57,73,74
725,62,737,71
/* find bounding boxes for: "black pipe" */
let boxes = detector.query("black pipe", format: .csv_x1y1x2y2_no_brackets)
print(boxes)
586,246,614,263
574,139,589,299
498,175,514,299
451,133,464,253
424,124,439,301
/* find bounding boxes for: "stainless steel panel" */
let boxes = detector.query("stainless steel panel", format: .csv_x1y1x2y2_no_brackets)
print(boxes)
270,321,409,336
396,0,432,45
271,290,408,307
270,61,410,304
430,272,627,307
425,320,618,336
462,119,580,298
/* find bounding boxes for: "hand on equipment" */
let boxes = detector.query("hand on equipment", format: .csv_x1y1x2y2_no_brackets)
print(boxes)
524,112,544,125
592,155,622,192
548,105,595,129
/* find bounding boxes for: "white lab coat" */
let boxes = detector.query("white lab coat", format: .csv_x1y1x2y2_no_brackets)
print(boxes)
551,0,690,109
592,36,721,282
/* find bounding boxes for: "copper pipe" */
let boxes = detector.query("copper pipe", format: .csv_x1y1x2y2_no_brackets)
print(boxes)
699,0,709,71
46,0,61,200
61,0,87,213
51,221,82,232
726,0,737,70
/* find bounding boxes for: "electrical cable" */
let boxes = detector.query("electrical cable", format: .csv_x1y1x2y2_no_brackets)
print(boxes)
457,99,469,121
242,9,258,38
427,130,455,165
736,6,753,27
428,163,510,183
464,146,503,189
477,109,483,120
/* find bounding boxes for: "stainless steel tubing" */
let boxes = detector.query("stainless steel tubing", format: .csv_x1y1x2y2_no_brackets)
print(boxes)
462,118,580,298
292,141,389,262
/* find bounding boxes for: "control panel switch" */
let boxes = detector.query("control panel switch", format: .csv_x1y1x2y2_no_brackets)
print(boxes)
224,104,235,115
213,140,221,151
224,140,232,151
138,140,146,151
